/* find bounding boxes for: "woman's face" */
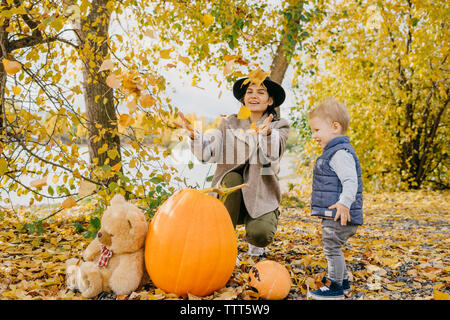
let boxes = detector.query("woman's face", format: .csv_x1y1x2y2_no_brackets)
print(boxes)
243,84,273,113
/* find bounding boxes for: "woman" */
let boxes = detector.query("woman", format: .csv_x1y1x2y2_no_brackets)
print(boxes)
174,76,290,258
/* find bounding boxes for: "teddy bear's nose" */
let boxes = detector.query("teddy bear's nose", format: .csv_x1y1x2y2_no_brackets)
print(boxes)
98,232,102,238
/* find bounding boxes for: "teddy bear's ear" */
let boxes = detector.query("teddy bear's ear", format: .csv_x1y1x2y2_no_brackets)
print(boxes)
110,194,125,206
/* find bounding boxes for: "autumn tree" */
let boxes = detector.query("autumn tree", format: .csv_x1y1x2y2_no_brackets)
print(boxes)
290,0,449,190
136,0,321,116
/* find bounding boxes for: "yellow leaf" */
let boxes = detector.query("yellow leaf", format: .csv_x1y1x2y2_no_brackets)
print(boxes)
0,158,7,175
246,67,269,87
52,175,59,184
434,290,450,300
111,162,121,171
202,14,215,27
98,143,108,155
106,73,121,89
144,29,155,38
139,94,156,108
12,86,21,95
78,181,97,198
160,49,172,59
119,114,135,127
178,56,190,65
223,59,235,77
30,177,47,188
98,59,114,72
2,59,22,75
237,105,251,119
61,196,77,209
127,97,138,113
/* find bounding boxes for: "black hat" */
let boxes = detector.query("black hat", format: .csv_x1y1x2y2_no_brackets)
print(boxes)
232,77,286,108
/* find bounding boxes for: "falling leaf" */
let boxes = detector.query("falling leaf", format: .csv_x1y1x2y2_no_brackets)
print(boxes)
2,59,22,75
30,177,47,188
98,59,114,72
144,29,155,38
127,97,138,113
159,49,172,59
244,67,269,87
61,196,77,209
78,181,97,198
106,73,121,89
139,94,156,108
223,59,235,77
178,56,190,65
119,114,135,127
237,105,251,119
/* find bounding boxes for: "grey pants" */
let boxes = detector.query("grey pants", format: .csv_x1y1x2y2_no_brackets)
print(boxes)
321,219,358,285
222,171,280,248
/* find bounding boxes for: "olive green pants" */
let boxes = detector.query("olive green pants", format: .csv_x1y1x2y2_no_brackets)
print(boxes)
222,171,280,248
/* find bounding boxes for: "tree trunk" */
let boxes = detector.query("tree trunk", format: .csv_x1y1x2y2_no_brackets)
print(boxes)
77,0,122,186
270,36,292,118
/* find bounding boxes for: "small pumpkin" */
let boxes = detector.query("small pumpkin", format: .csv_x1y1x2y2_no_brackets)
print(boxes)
249,260,292,300
144,188,239,297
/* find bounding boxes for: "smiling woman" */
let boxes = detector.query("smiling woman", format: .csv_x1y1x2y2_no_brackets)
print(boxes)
173,75,290,259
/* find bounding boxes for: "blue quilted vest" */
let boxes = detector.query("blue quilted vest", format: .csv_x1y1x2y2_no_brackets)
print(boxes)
311,136,363,225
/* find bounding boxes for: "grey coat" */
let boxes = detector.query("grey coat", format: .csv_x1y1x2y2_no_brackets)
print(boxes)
189,112,290,218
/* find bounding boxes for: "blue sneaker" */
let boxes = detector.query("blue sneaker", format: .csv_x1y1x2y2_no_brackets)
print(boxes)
309,277,344,300
342,278,351,295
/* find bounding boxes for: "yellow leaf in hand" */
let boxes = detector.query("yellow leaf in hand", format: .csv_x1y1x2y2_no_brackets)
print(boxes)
237,105,251,119
61,196,77,209
2,59,22,75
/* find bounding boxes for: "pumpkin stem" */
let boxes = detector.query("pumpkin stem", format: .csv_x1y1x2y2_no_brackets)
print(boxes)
200,183,248,203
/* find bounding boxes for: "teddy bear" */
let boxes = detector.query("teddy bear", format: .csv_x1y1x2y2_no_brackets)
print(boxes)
66,194,149,298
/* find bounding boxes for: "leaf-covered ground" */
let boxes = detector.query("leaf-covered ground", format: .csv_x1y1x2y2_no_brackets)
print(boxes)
0,190,449,300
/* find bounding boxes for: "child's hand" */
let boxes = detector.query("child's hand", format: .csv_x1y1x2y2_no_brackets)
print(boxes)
329,203,351,226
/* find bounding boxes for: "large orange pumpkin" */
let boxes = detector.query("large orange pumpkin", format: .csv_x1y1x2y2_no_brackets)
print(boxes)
144,188,237,297
249,260,292,300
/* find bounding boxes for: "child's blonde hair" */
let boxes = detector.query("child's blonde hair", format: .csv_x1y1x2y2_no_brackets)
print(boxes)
308,97,350,133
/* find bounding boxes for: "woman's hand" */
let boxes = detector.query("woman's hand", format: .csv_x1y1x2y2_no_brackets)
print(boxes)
256,114,273,135
173,111,196,139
